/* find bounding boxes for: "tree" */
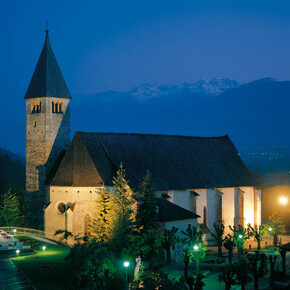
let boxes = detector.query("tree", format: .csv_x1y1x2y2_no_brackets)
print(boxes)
182,227,206,275
66,241,123,289
0,189,24,226
218,264,236,290
248,224,267,250
108,163,135,252
135,171,158,233
211,223,226,257
130,230,162,261
224,235,235,264
229,225,251,259
265,212,286,246
161,227,179,265
90,185,111,243
235,258,251,290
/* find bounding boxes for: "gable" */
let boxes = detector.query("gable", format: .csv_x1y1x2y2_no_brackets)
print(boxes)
50,133,108,186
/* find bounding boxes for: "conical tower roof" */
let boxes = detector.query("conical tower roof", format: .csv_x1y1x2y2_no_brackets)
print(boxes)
24,30,71,99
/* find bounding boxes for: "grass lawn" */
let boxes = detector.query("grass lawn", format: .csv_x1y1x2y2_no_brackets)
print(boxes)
13,236,72,289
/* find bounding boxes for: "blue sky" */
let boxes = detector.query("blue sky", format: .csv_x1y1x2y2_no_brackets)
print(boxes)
1,0,290,154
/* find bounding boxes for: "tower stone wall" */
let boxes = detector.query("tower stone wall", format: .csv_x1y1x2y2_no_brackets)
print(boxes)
26,97,70,228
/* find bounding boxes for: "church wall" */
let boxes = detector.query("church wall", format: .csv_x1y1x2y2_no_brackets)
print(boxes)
163,218,198,238
171,191,191,211
45,186,100,236
221,187,235,235
240,186,255,226
195,189,207,226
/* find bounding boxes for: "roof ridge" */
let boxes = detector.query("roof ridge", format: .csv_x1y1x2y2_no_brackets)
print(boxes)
78,131,229,139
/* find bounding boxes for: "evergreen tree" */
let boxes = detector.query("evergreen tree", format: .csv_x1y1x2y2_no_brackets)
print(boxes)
135,171,158,233
0,189,24,226
108,163,135,252
90,185,111,243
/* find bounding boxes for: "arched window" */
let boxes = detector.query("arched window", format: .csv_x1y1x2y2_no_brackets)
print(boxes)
203,206,207,226
52,101,55,113
55,102,59,113
217,193,222,224
84,214,91,236
39,101,42,112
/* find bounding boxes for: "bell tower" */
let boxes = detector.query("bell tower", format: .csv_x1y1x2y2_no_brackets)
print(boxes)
25,30,71,229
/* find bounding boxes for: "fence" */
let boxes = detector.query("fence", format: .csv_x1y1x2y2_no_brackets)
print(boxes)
0,227,56,241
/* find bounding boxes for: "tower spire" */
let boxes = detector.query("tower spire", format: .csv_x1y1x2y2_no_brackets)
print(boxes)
24,30,71,99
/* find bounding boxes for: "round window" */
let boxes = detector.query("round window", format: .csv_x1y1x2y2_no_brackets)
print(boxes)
57,202,66,214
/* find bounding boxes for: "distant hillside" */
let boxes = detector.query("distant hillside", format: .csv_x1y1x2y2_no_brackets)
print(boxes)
0,148,25,194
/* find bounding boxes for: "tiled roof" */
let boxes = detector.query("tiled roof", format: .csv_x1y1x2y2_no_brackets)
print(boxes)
24,30,71,99
50,131,256,190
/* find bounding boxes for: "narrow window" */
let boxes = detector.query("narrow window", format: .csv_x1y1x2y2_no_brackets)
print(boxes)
59,102,63,113
39,102,42,112
34,121,36,127
217,193,222,224
187,224,192,230
203,206,207,226
52,101,55,113
84,214,91,236
55,102,59,113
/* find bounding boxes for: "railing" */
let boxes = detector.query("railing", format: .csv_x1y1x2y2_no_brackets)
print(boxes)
0,227,56,241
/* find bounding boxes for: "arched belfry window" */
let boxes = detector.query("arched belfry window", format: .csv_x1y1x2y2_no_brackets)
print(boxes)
84,214,91,236
55,102,59,113
31,102,36,113
52,101,55,113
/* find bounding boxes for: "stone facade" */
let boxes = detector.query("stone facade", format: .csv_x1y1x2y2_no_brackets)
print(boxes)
26,97,70,229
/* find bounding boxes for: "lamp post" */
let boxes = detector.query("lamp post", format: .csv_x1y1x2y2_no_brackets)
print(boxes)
13,229,16,235
16,249,20,256
237,234,243,259
124,261,129,290
193,244,200,274
42,246,46,252
268,227,272,246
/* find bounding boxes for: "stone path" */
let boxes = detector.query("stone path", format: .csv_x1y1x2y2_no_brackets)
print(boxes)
0,250,35,290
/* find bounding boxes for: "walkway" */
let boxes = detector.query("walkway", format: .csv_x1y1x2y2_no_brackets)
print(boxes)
0,250,35,290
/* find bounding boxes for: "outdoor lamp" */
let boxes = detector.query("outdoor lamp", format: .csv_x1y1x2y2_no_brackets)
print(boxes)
16,249,20,256
268,227,272,232
193,245,199,251
279,197,287,205
13,229,16,235
238,234,243,239
124,261,129,267
42,246,46,251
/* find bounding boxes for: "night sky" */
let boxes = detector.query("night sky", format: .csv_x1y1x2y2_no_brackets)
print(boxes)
1,0,290,154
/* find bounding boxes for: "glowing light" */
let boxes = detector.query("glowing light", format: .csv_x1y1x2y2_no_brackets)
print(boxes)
13,229,16,234
42,246,46,251
268,227,272,232
193,245,199,251
279,197,287,205
124,261,129,268
238,235,243,239
16,249,20,255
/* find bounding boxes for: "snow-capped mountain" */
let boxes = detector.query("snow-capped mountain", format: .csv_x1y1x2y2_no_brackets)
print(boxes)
85,78,241,104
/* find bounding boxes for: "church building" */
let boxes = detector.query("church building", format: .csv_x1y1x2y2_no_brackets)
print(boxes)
25,31,261,244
